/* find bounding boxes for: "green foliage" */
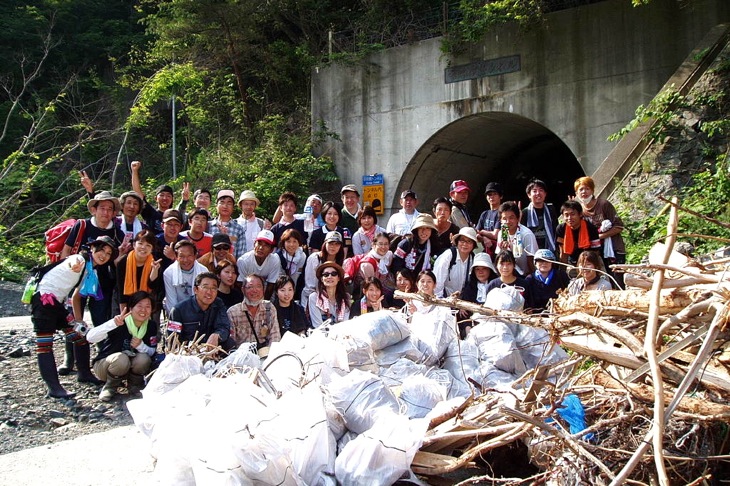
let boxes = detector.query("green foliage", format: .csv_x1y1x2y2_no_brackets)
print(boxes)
186,115,339,219
609,87,688,143
0,227,45,282
442,0,544,54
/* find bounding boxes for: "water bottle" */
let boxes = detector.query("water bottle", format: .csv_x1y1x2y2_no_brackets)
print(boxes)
303,205,314,233
501,226,509,245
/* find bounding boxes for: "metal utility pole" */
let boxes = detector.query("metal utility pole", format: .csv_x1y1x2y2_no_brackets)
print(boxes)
171,94,177,178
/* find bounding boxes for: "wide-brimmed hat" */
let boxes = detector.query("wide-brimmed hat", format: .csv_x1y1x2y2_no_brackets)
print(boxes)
119,191,145,212
87,191,120,213
411,213,437,232
255,229,276,246
89,235,119,260
316,261,344,280
471,252,496,274
323,231,343,244
451,226,479,245
238,190,260,206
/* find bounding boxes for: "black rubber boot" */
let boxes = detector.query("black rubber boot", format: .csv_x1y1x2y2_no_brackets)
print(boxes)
75,342,103,386
38,352,75,399
57,337,75,375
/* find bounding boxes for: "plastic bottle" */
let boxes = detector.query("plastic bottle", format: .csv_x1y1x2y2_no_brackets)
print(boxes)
303,205,314,233
512,232,523,258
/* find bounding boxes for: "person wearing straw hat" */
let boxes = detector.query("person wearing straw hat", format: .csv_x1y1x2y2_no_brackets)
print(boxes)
61,191,125,260
433,226,479,297
391,213,438,275
236,189,268,254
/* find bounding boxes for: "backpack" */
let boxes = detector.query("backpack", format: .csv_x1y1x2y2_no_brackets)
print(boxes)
20,259,66,304
45,219,86,262
343,253,377,284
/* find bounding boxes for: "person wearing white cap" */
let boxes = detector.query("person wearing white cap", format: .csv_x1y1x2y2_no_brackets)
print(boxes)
209,189,246,259
433,227,479,297
236,189,268,254
236,229,281,299
460,252,497,305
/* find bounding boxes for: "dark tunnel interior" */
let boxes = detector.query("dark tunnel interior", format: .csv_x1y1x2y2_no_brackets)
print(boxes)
395,112,586,220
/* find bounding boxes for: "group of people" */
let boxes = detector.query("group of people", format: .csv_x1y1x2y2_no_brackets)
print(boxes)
29,159,626,401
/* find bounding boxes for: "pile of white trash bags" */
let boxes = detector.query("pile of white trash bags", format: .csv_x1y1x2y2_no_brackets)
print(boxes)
127,288,568,485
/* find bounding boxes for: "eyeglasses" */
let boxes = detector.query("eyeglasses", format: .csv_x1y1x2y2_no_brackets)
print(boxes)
214,244,231,250
197,285,218,292
321,271,339,278
374,242,390,247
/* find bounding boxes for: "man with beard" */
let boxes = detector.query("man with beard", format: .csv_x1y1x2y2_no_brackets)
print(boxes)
163,240,208,313
227,274,280,351
236,230,281,299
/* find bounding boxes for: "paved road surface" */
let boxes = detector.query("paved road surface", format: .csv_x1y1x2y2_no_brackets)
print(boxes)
0,425,157,485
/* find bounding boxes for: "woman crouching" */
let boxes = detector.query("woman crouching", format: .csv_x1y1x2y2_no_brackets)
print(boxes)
86,291,158,401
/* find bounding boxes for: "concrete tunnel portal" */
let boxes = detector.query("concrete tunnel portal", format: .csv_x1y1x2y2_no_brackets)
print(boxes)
394,112,586,220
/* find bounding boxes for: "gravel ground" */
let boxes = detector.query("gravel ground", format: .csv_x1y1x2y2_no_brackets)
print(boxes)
0,281,135,455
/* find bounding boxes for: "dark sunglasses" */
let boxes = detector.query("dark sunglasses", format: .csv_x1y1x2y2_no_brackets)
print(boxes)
321,271,339,278
214,244,231,250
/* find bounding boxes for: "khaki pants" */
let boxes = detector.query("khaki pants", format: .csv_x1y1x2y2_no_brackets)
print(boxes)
93,352,151,380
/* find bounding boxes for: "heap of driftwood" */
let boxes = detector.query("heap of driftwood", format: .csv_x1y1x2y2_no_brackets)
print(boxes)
406,198,730,485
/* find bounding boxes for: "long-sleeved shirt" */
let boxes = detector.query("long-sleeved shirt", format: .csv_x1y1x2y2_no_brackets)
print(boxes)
168,296,232,348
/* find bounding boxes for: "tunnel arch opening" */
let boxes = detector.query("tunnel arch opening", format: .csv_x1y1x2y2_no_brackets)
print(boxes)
393,112,585,219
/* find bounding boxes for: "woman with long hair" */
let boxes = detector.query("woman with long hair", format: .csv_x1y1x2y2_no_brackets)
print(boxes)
567,250,613,295
308,201,352,255
390,268,416,310
351,277,387,317
301,231,345,306
272,275,309,335
391,214,438,275
215,260,243,308
308,262,351,328
116,229,162,312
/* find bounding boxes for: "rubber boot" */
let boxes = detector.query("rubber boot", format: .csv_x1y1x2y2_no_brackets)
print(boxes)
38,353,75,399
75,342,103,386
57,337,75,375
99,373,123,402
127,373,145,397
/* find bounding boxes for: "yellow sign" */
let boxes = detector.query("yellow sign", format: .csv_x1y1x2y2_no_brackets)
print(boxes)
362,174,384,215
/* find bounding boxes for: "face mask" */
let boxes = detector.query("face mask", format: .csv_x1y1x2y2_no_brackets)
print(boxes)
577,194,594,206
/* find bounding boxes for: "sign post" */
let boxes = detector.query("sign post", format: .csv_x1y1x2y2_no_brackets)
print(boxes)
362,174,384,215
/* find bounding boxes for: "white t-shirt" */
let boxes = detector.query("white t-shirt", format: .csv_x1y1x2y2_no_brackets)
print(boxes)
386,209,420,236
236,251,281,284
433,249,472,297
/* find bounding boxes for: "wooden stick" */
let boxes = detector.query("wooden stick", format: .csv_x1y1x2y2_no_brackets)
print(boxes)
500,406,616,480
